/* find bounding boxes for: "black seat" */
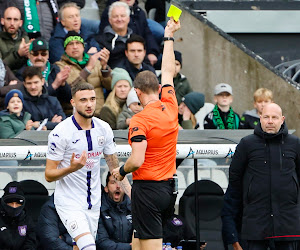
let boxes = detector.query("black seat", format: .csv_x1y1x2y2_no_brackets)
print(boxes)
19,180,49,225
179,180,225,250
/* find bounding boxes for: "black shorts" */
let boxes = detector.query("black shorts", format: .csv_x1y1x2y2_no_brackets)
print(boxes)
132,180,176,239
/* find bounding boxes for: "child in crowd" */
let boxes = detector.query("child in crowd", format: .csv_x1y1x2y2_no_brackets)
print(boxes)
204,83,242,129
178,92,205,129
241,88,273,129
0,89,45,139
117,88,143,129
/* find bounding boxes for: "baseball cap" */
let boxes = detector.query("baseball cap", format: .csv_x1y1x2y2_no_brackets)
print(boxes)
29,38,49,52
214,83,233,95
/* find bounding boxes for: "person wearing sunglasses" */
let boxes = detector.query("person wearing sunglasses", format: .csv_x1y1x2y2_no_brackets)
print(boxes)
16,37,73,116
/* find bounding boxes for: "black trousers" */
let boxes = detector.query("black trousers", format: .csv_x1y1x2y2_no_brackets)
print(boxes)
247,240,299,250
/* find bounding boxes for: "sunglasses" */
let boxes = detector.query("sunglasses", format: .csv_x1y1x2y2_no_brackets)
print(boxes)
31,51,48,56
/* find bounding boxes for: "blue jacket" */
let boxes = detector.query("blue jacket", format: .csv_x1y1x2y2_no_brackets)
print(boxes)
37,195,73,250
98,0,159,57
49,22,100,63
21,85,66,130
96,192,133,250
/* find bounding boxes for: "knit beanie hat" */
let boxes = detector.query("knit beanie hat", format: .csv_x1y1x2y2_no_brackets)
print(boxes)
174,51,182,66
126,88,140,107
5,89,24,108
64,31,84,49
182,92,205,115
111,68,133,89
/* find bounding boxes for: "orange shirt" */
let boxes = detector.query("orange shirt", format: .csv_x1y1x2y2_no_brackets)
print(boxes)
128,85,179,181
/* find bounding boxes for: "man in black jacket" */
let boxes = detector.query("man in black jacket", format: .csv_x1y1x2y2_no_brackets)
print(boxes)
21,66,66,130
0,181,37,249
224,103,300,250
96,172,133,249
118,34,156,81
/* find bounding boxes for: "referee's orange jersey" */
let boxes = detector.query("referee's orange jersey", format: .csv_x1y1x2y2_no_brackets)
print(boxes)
128,85,179,181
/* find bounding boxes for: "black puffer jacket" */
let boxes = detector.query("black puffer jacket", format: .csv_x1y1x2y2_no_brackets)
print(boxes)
229,122,300,241
0,200,37,249
96,192,132,250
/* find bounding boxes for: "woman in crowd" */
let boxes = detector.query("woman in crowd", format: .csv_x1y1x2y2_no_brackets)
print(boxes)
100,68,132,129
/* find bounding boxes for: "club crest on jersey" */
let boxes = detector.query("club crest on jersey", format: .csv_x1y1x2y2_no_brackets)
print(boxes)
70,221,78,232
171,217,183,226
18,225,27,236
126,214,132,223
98,136,105,146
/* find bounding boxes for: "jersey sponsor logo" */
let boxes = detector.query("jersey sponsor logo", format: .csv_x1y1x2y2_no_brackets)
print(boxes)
86,159,95,169
0,227,7,231
72,139,80,144
131,127,139,135
69,221,78,232
97,136,105,146
75,151,102,159
18,225,27,236
168,89,175,95
50,142,57,151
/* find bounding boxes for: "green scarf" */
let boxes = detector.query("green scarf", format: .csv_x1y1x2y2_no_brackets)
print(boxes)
27,60,50,82
66,52,90,68
212,105,238,129
23,0,41,36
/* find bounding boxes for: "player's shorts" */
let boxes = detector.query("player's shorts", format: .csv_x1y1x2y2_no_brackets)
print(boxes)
56,205,100,240
132,180,175,239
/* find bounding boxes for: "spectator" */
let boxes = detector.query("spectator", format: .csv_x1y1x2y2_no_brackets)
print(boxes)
241,87,273,129
96,172,133,249
56,31,112,116
49,2,100,63
0,181,37,249
21,66,66,130
159,50,193,105
99,67,132,129
0,6,31,71
225,103,300,250
117,87,142,129
98,0,160,66
17,37,72,113
178,92,205,129
118,34,156,81
95,2,133,69
0,89,44,139
8,0,59,41
204,83,242,129
0,58,22,110
37,194,73,250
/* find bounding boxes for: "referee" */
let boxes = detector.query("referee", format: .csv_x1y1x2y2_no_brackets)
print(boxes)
112,17,181,250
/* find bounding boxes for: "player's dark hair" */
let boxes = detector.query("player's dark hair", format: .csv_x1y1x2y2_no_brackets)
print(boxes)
106,172,112,186
126,34,145,50
71,82,94,97
23,66,43,81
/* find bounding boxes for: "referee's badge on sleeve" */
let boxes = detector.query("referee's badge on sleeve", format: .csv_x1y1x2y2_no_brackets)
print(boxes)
98,136,104,146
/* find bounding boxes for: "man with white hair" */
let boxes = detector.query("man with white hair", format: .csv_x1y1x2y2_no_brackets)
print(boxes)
95,1,133,69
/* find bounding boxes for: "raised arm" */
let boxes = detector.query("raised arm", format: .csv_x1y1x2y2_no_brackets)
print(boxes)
161,17,181,87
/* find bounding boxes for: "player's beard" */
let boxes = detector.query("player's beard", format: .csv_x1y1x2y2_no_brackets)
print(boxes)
77,109,95,119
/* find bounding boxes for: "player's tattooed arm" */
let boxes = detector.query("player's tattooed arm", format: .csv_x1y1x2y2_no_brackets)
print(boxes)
104,153,132,198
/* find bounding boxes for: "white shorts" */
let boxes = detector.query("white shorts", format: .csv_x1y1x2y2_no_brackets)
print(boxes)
56,205,100,240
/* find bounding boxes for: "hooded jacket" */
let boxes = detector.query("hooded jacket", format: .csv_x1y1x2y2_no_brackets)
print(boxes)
241,108,260,129
20,85,66,130
0,199,37,249
228,122,300,241
37,195,73,250
0,110,32,139
96,192,132,250
98,0,159,57
95,25,133,69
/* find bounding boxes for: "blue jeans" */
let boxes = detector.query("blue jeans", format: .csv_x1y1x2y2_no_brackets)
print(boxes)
147,19,164,45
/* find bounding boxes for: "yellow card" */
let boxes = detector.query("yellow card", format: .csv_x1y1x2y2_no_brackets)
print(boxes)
167,4,182,22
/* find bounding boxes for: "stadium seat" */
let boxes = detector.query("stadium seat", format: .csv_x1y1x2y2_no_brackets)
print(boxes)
179,180,225,250
19,180,49,225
